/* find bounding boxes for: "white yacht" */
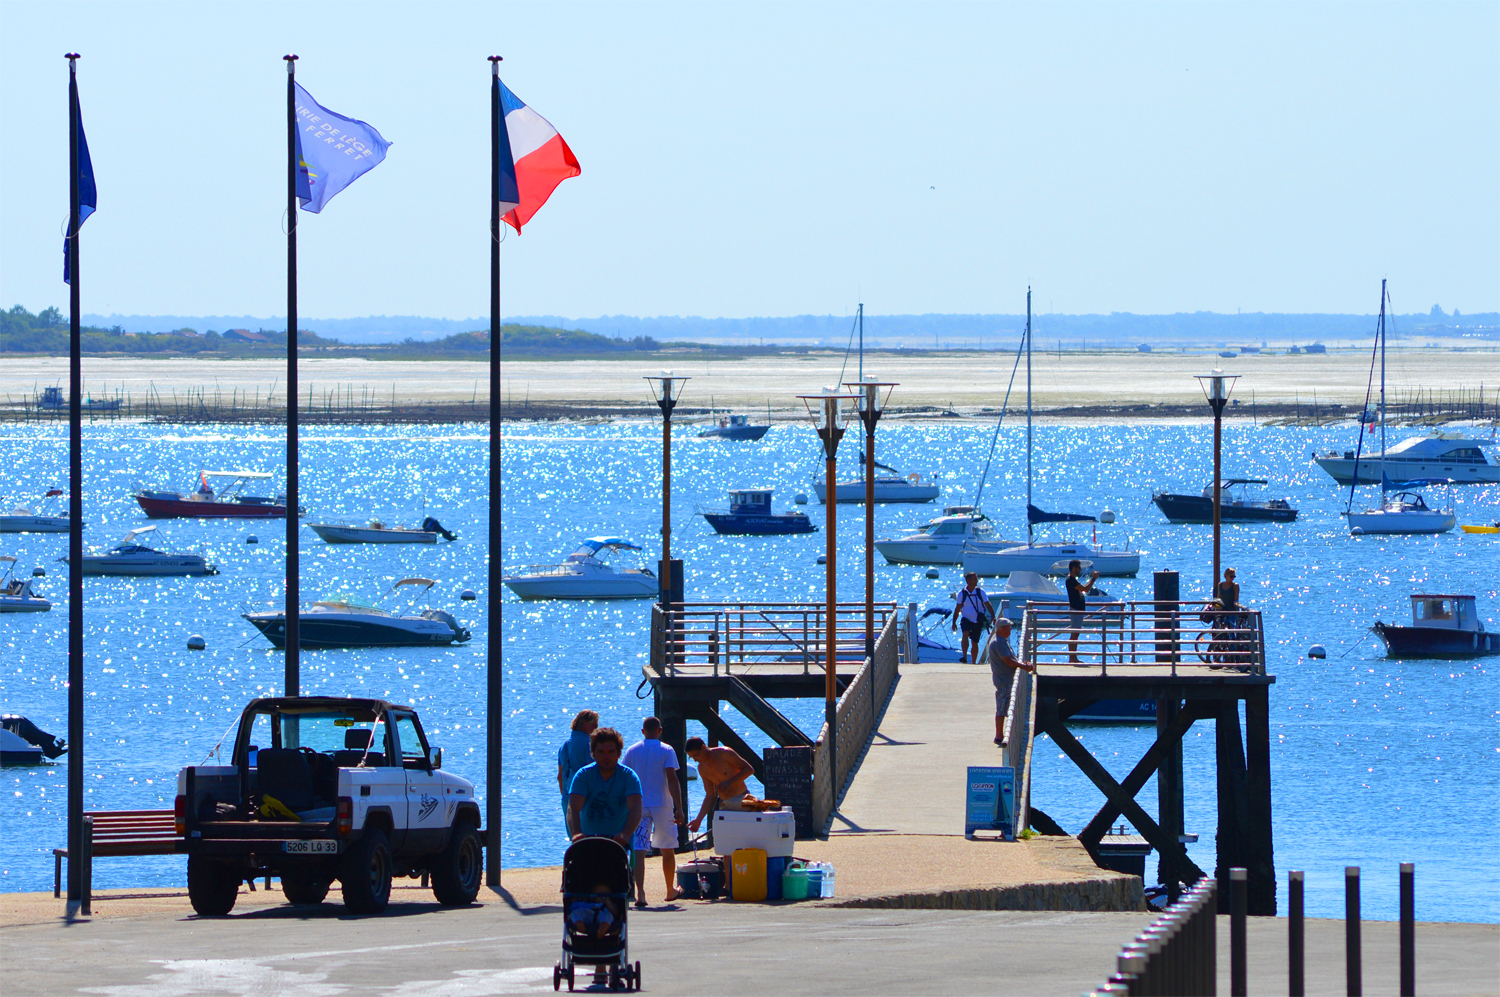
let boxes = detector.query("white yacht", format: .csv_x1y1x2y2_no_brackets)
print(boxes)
0,489,70,533
992,570,1124,622
1348,488,1456,535
244,579,471,648
875,507,1016,565
502,537,658,600
963,541,1141,578
64,526,218,577
0,557,50,613
1316,431,1499,485
813,468,941,504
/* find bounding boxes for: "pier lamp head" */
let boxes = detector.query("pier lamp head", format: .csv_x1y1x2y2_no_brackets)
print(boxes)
843,375,898,430
1195,368,1239,415
798,386,859,456
644,370,689,415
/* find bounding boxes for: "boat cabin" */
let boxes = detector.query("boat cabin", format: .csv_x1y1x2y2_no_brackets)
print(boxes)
727,489,773,515
1409,595,1483,632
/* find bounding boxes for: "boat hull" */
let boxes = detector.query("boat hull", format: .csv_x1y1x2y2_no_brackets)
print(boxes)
1068,700,1157,724
876,539,968,565
73,556,218,576
1152,494,1297,524
1459,525,1498,535
1347,511,1455,535
813,481,940,504
1315,457,1500,485
1371,623,1499,658
0,516,70,533
702,513,814,536
698,425,770,441
135,493,289,519
502,575,658,600
308,524,437,544
0,597,51,613
244,612,468,648
963,544,1140,577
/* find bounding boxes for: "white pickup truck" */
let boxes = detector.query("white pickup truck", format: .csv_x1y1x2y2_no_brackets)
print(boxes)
176,696,483,915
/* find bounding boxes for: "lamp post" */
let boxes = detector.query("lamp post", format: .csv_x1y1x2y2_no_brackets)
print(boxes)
645,371,688,613
799,386,858,801
844,375,897,661
1195,369,1239,598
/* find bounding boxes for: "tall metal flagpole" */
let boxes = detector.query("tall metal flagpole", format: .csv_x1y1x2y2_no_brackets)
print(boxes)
1025,288,1033,543
283,55,300,697
65,51,85,909
486,54,503,888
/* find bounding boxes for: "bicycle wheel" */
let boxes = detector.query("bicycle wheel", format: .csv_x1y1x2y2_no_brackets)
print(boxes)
1192,631,1216,663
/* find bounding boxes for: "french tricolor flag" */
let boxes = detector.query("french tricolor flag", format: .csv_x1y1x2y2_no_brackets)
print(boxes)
498,81,580,233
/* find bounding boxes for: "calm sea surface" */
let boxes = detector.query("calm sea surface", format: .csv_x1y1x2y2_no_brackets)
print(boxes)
1,418,1495,922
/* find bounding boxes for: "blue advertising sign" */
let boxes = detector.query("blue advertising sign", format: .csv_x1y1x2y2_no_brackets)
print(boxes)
964,765,1016,840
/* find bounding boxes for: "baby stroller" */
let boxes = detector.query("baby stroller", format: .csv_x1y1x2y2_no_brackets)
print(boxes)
554,837,640,992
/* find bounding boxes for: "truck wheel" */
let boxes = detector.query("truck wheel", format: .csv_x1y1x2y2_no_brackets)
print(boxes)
280,868,331,905
339,827,392,914
187,856,241,916
430,820,482,905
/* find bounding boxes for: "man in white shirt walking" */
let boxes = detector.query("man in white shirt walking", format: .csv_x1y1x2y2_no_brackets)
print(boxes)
620,717,685,906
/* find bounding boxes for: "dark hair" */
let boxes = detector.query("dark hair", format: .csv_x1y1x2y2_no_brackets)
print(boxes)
1069,559,1082,571
571,709,599,732
642,716,662,734
590,727,624,753
685,736,706,752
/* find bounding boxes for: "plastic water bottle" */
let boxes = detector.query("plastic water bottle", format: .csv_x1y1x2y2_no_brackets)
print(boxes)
820,863,835,898
806,863,823,898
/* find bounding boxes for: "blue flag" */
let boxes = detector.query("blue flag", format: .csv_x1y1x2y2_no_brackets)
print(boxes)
294,83,391,213
63,90,97,284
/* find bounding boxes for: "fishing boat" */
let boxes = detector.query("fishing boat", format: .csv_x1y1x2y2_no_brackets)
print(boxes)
1152,480,1298,524
0,489,70,533
308,516,458,544
0,557,50,612
875,508,1007,565
1314,431,1499,485
698,414,770,441
699,489,815,536
1371,594,1498,658
134,470,299,519
64,526,218,576
502,538,658,600
243,578,471,649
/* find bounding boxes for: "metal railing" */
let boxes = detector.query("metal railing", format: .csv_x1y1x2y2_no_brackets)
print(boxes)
811,614,900,830
649,601,897,677
1023,601,1266,675
1088,876,1217,996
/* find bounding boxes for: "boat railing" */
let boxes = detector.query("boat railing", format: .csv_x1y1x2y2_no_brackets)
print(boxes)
507,562,585,578
649,601,898,678
1021,601,1266,676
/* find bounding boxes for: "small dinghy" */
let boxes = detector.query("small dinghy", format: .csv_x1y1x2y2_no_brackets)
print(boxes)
308,516,457,544
0,556,50,612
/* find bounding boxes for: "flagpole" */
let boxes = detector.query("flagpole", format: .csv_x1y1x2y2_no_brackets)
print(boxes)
486,54,503,888
284,54,300,697
65,51,85,911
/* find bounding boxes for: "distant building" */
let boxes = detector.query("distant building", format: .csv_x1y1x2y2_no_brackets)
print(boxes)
172,328,202,338
1304,343,1327,354
224,329,270,344
1137,343,1152,352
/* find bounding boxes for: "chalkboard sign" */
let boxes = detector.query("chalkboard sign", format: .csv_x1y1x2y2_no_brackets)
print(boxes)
762,746,814,839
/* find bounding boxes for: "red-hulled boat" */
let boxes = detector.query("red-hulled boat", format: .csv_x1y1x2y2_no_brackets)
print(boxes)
134,470,299,519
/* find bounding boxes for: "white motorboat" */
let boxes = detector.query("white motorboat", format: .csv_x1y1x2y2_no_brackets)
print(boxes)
875,507,1016,565
64,526,219,576
1347,487,1456,535
0,556,50,612
0,489,70,533
244,578,471,649
308,516,457,545
502,537,659,600
1315,431,1499,485
910,605,965,662
992,570,1123,621
812,467,941,504
963,541,1141,578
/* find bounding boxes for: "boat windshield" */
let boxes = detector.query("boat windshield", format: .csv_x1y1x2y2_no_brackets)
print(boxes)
316,592,379,610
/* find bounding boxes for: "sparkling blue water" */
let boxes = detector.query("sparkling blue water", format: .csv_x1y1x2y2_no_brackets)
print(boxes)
1,419,1495,922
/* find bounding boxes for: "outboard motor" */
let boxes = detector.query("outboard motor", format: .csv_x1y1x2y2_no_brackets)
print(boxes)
422,517,458,542
1,715,67,758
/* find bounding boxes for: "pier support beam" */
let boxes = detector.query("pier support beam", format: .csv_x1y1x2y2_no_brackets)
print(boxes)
1157,696,1185,899
1245,686,1276,915
1216,701,1250,913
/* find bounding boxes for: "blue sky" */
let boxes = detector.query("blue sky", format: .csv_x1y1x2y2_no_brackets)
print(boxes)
1,1,1495,321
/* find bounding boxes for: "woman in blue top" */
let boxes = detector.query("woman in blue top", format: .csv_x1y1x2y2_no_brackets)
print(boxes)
568,727,643,847
557,710,598,836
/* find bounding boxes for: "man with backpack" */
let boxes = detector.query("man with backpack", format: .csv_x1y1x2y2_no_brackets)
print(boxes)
952,572,994,664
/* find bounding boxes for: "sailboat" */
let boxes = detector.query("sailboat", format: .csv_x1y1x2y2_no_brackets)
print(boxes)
962,289,1141,577
1344,281,1457,536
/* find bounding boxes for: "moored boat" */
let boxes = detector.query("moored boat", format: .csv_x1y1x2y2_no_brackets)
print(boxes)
698,414,770,441
1371,594,1498,658
64,527,218,576
1315,431,1499,486
135,470,299,519
813,464,941,504
0,557,50,612
0,489,70,533
1152,480,1298,524
700,489,815,536
1347,485,1456,535
308,516,457,544
502,538,658,600
875,507,1008,565
244,578,471,649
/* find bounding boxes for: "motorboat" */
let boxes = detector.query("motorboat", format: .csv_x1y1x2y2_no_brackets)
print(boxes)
135,470,301,519
910,606,964,662
63,526,219,576
992,570,1124,622
243,578,471,649
0,489,70,533
308,516,458,544
1314,431,1499,485
1371,594,1498,658
1069,700,1157,724
1,728,44,765
698,414,770,441
0,557,50,612
1152,480,1298,524
0,715,66,764
699,489,815,536
875,507,1011,565
812,464,941,504
964,541,1141,578
1347,486,1456,535
1459,522,1499,535
502,538,658,600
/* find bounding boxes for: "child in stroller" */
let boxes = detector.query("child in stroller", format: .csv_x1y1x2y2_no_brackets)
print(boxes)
554,837,641,992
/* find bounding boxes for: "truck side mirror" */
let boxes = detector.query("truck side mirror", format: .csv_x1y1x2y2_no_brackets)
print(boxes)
428,746,442,770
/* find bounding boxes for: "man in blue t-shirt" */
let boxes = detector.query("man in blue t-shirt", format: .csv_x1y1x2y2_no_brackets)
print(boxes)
568,727,643,847
557,710,598,837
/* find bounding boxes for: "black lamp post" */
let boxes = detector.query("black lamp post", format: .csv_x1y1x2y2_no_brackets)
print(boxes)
645,372,688,613
1194,369,1239,598
844,375,897,661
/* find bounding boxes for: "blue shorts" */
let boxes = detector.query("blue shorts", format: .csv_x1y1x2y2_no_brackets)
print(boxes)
961,617,987,641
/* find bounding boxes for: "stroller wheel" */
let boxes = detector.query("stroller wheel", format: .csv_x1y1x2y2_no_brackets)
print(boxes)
565,965,575,992
553,964,561,992
609,966,623,992
634,961,641,992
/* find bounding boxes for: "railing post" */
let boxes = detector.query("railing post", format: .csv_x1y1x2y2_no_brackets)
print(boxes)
1346,866,1362,997
1399,863,1414,997
1230,867,1247,996
81,815,93,916
1289,870,1305,997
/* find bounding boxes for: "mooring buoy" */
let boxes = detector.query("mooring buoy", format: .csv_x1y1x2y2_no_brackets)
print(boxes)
461,589,477,601
925,568,940,579
187,634,207,651
794,493,809,505
816,554,827,565
32,567,45,577
246,535,258,544
1307,644,1327,659
1100,509,1117,524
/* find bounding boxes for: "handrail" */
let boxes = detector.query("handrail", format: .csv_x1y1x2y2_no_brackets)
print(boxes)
650,601,899,677
1021,600,1267,675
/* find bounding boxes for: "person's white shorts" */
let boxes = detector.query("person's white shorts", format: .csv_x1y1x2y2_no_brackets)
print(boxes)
632,805,678,850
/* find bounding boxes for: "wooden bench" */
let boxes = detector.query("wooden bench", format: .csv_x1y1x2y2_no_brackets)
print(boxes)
53,809,183,899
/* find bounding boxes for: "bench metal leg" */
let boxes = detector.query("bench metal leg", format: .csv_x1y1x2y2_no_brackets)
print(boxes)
81,817,93,916
54,850,65,898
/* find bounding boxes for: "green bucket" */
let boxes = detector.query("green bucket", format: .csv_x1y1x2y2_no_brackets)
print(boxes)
781,863,810,901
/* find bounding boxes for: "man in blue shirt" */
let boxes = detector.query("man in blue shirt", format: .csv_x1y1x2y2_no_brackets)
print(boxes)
989,617,1034,745
568,727,643,847
557,710,598,837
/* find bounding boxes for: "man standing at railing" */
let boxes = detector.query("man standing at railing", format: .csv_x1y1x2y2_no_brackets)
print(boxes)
1066,560,1101,664
989,617,1035,746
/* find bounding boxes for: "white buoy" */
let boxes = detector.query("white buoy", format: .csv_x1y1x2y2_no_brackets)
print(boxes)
816,554,827,565
794,493,809,505
925,568,940,579
1307,644,1327,659
461,589,477,601
246,535,258,544
1100,509,1117,524
1350,527,1364,536
32,567,45,577
186,634,207,651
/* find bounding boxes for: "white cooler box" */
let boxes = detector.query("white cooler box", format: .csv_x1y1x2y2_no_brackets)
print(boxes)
711,809,795,858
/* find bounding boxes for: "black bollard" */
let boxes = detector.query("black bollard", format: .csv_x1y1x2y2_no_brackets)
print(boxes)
1399,863,1414,997
1289,870,1305,997
1346,866,1362,996
1231,867,1247,996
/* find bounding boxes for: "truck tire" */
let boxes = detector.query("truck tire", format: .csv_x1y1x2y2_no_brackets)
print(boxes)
339,826,392,914
187,856,241,916
430,820,482,906
280,868,331,905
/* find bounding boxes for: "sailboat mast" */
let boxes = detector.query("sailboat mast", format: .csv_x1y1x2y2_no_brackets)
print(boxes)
857,302,864,383
1379,279,1387,496
1026,287,1033,543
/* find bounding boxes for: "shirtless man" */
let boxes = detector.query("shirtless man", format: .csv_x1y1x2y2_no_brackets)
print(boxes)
683,737,755,832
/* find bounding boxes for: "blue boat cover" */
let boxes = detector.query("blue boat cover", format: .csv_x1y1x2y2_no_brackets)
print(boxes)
1027,504,1097,525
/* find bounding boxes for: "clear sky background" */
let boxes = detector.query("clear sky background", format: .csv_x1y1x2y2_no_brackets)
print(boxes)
2,1,1496,322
